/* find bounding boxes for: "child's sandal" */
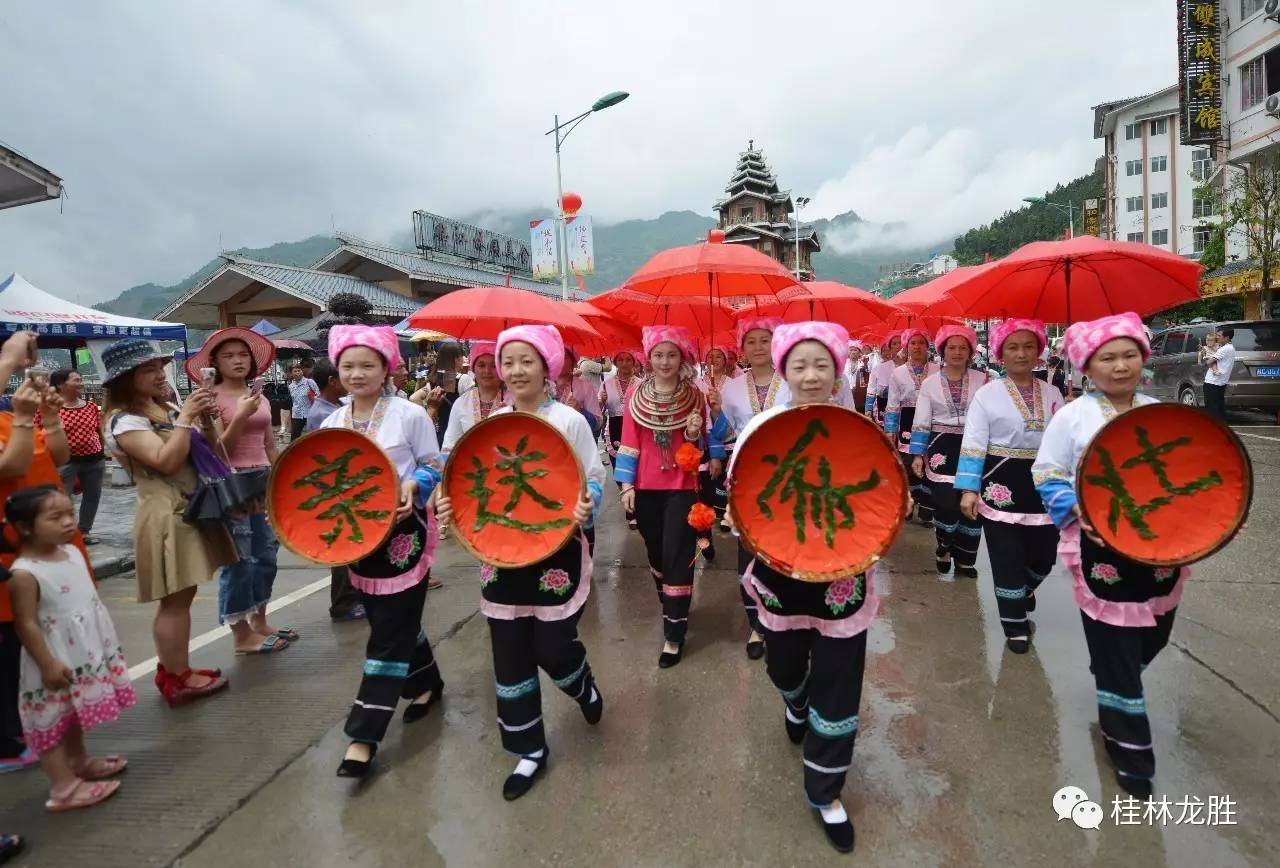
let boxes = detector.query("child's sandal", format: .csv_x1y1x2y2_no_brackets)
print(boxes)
75,755,128,781
45,778,120,812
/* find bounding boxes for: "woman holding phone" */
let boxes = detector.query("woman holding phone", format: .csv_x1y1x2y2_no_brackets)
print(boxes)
184,327,290,655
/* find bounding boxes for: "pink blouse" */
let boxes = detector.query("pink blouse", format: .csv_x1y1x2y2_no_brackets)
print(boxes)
214,390,273,469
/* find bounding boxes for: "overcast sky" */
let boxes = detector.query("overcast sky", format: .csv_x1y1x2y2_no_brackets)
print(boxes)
1,1,1177,304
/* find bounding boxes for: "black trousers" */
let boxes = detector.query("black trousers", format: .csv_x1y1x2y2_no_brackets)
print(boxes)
903,454,933,523
1080,608,1177,785
1203,382,1227,421
763,627,868,806
290,417,307,441
931,480,981,568
737,541,762,635
345,580,444,744
488,612,595,756
330,566,361,618
634,489,699,642
983,520,1058,638
0,622,23,758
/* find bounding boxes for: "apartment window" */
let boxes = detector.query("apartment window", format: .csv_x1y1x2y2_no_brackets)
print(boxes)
1242,56,1266,110
1193,195,1215,218
1124,122,1142,140
1151,192,1169,209
1125,159,1143,176
1149,118,1168,136
1126,196,1143,212
1150,155,1168,173
1194,225,1213,253
1243,1,1266,18
1127,232,1144,243
1151,229,1169,246
1192,147,1213,181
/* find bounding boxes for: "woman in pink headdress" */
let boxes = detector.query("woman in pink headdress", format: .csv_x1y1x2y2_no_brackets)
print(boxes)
907,324,989,579
319,326,445,779
883,328,938,526
617,325,706,669
1033,313,1180,799
956,320,1064,652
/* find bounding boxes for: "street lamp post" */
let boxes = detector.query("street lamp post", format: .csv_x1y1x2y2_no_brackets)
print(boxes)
794,195,811,279
1023,196,1076,239
546,90,630,300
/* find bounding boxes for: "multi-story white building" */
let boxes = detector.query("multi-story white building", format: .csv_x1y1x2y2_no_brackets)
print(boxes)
1094,86,1223,258
1220,0,1280,164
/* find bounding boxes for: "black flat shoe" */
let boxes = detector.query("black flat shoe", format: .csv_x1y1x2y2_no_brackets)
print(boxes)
955,565,978,579
336,742,377,778
1025,591,1037,612
403,688,441,723
1006,635,1030,654
746,638,765,660
1115,770,1153,799
658,644,684,668
580,685,603,725
814,809,855,853
502,751,548,801
785,709,806,745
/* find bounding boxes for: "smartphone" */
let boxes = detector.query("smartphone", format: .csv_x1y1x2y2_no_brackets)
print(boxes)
249,377,266,399
25,366,50,389
200,367,217,389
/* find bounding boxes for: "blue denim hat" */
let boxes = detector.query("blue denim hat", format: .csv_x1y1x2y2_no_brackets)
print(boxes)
101,338,172,384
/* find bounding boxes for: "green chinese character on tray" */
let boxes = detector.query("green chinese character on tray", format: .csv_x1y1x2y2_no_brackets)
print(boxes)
293,447,391,546
466,435,573,534
757,418,880,548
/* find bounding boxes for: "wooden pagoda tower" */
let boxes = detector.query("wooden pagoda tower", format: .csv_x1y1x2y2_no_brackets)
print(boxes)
714,141,820,280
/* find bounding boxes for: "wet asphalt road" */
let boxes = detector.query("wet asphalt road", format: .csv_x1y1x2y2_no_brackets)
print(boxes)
5,429,1278,867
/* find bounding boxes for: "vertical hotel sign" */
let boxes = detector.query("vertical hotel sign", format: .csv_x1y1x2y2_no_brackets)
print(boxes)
1083,199,1100,236
1178,1,1223,146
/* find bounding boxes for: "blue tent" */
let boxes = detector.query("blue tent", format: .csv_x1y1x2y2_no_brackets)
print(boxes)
250,318,281,335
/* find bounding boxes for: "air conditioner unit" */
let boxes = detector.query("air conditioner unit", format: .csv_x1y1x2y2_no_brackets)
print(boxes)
1267,93,1280,118
1267,0,1280,21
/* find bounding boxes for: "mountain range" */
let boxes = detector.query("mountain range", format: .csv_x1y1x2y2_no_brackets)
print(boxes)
93,210,951,320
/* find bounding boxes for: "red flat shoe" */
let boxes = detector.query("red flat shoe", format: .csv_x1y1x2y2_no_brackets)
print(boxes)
157,667,229,707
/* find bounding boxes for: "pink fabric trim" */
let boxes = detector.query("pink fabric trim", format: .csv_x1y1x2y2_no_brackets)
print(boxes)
742,563,880,639
23,686,138,756
662,583,694,597
1058,523,1189,627
925,468,956,485
480,530,593,622
349,511,438,595
978,501,1055,526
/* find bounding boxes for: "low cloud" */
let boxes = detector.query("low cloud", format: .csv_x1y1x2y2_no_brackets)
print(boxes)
811,126,1098,255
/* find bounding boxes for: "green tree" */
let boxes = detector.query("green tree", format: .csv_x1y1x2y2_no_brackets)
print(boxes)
1201,151,1280,315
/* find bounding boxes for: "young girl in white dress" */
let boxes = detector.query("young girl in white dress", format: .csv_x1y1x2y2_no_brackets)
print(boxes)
5,486,135,812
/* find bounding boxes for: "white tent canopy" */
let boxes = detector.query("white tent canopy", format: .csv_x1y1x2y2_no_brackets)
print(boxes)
0,272,187,342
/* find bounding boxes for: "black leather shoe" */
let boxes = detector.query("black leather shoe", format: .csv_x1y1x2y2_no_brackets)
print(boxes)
815,809,855,853
785,711,806,745
580,685,603,725
746,638,765,660
502,751,548,801
336,742,377,778
1115,770,1153,799
403,688,440,723
1006,635,1030,654
955,565,978,579
658,644,684,668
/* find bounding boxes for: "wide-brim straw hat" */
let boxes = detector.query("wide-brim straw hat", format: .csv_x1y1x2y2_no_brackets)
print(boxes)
183,326,277,382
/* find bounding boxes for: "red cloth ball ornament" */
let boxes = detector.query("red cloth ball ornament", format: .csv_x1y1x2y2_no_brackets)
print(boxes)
687,502,717,533
674,442,703,474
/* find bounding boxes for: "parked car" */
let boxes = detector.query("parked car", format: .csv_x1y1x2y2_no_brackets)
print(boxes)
1145,320,1280,411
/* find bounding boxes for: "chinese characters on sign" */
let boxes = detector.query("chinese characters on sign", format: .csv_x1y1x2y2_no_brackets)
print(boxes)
464,435,573,534
293,448,392,546
1083,199,1100,237
1084,426,1223,540
1177,1,1223,146
757,418,881,548
412,210,533,273
565,216,595,276
530,219,559,279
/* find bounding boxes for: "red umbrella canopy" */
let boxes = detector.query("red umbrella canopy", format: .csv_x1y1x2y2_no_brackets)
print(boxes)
589,287,738,353
566,301,643,356
406,285,598,343
888,266,992,316
941,237,1202,323
738,281,899,332
622,231,805,302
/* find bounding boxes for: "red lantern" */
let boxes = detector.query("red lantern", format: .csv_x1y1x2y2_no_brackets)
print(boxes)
707,229,726,244
561,192,583,217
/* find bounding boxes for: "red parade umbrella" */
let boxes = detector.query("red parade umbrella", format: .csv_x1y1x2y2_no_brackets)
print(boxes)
589,287,738,353
735,281,900,333
622,231,806,301
887,266,993,316
940,236,1202,323
566,301,643,356
407,282,599,343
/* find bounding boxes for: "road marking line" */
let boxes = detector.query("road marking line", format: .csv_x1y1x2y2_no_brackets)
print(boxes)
1235,431,1280,443
127,575,332,681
